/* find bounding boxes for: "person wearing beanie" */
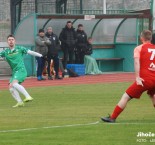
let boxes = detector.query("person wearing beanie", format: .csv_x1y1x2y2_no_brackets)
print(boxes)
45,26,62,80
35,28,51,81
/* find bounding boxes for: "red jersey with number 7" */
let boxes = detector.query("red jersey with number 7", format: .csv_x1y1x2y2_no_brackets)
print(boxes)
134,43,155,79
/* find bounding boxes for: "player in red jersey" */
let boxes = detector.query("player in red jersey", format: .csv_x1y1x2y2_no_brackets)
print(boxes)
101,30,155,123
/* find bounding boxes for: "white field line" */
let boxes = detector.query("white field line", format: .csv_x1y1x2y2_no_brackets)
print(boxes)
1,121,154,133
0,121,100,133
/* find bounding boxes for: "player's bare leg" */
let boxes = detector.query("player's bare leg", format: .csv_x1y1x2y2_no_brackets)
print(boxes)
117,93,132,109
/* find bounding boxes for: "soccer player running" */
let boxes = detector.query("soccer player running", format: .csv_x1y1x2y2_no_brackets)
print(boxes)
101,30,155,123
0,34,42,107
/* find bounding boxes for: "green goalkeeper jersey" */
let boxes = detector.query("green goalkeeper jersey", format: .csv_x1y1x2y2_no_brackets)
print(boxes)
0,45,28,72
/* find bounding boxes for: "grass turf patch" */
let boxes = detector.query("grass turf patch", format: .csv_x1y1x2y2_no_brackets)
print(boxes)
0,82,154,145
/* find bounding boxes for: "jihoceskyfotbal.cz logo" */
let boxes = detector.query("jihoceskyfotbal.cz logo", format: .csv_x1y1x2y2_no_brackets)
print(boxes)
137,132,155,143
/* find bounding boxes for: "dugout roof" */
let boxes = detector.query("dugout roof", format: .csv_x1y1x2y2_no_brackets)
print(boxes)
10,0,153,45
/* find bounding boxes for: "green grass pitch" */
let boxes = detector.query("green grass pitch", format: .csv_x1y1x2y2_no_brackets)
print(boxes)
0,82,155,145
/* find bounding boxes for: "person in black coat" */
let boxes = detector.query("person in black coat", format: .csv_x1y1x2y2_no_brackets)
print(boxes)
46,27,62,80
59,21,77,70
75,24,87,64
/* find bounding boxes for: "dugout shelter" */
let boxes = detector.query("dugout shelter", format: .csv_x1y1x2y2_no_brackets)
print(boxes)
10,0,154,76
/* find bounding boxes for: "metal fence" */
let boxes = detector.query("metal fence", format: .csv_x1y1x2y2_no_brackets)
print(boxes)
1,0,151,42
0,0,10,42
0,0,11,75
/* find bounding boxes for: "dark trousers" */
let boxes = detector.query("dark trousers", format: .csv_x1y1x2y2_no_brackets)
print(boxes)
63,48,74,69
47,54,59,76
75,51,85,64
36,57,46,77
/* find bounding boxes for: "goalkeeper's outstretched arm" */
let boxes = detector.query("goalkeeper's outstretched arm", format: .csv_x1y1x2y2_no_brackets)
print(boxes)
27,50,42,57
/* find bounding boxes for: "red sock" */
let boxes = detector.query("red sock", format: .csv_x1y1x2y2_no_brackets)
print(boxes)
110,105,123,119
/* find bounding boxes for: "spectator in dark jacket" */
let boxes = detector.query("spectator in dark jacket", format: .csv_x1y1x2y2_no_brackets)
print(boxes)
35,29,51,81
59,21,77,70
75,24,87,64
45,27,62,80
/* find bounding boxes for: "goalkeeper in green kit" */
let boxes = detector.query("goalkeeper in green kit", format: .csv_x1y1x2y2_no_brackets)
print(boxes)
0,34,42,107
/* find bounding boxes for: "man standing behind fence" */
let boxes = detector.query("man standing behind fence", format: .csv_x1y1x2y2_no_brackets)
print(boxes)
75,24,87,64
46,27,62,80
35,29,51,81
59,21,77,71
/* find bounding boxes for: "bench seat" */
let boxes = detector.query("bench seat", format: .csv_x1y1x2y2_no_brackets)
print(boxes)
96,57,124,71
96,58,124,61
